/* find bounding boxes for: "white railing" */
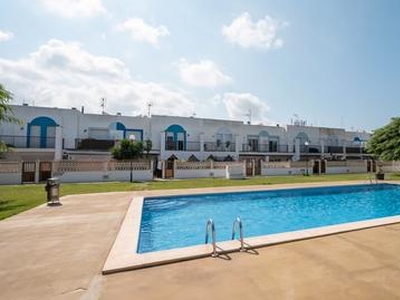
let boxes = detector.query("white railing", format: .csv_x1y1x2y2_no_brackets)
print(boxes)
262,161,307,169
108,161,151,171
0,161,21,173
175,161,242,170
53,161,105,172
53,160,152,173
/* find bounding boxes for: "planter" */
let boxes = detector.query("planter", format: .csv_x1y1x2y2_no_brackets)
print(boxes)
375,173,385,180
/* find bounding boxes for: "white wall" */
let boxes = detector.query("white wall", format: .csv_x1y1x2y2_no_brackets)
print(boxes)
0,173,21,185
56,170,153,183
174,169,226,179
325,166,366,174
261,167,312,176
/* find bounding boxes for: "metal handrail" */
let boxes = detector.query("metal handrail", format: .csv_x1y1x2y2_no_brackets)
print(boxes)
205,219,218,257
367,176,377,184
231,217,245,252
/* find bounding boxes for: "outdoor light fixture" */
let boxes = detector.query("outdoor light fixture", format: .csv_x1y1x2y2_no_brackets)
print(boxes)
304,141,310,176
129,135,136,183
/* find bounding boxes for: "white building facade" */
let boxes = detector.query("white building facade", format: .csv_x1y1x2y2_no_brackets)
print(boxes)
0,104,370,163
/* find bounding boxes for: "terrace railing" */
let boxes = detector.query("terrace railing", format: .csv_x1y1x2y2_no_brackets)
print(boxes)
0,161,21,173
75,138,115,151
241,144,289,153
204,142,236,152
0,135,55,149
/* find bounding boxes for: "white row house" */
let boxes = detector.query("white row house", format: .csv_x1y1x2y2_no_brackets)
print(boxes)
0,104,370,163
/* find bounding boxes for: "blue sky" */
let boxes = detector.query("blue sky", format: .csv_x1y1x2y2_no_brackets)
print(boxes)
0,0,399,131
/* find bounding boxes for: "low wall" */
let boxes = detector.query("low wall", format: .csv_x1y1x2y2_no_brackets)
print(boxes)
380,161,400,173
262,167,311,176
56,170,153,183
325,161,367,174
174,161,244,179
261,161,311,176
174,168,226,179
0,173,21,185
0,162,21,185
226,164,245,179
53,160,153,183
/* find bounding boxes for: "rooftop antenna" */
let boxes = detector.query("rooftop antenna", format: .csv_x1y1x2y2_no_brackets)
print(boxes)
147,102,152,117
245,109,252,124
100,97,106,114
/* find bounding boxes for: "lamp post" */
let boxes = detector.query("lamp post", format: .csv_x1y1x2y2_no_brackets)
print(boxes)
129,135,136,183
304,141,309,176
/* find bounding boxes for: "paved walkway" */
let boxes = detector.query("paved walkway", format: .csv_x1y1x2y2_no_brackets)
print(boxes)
1,184,400,299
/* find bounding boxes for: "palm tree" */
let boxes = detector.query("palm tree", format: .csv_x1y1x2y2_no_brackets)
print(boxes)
0,83,20,158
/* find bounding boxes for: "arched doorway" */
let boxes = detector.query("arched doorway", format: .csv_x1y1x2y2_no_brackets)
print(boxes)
27,116,57,148
165,124,186,151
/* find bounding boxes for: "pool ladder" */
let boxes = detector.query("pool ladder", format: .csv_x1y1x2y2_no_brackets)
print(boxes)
232,217,245,252
205,217,246,257
367,176,378,184
205,219,218,257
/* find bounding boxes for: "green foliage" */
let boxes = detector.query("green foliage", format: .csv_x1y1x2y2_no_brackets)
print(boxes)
0,83,19,124
112,139,144,160
366,117,400,161
143,139,152,156
0,84,21,158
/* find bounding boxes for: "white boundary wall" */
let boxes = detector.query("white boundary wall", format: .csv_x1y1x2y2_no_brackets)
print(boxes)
174,161,244,179
380,161,400,173
226,164,246,179
325,161,367,174
261,161,311,176
0,162,21,184
53,160,153,183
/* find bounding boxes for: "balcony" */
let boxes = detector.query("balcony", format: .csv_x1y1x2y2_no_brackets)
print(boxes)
241,143,290,153
76,138,115,151
300,145,322,153
165,141,201,151
204,142,236,152
0,135,55,149
345,146,366,154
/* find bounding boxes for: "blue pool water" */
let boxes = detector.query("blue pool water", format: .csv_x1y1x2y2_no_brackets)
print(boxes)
138,184,400,253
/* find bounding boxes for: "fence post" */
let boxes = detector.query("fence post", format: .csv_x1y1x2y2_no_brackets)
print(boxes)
35,160,40,183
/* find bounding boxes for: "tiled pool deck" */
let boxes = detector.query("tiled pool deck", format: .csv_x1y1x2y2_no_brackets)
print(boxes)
1,181,400,299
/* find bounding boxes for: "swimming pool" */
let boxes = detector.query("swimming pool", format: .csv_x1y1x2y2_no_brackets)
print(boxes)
138,183,400,253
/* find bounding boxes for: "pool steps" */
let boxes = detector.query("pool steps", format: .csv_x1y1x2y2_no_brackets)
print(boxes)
205,217,246,257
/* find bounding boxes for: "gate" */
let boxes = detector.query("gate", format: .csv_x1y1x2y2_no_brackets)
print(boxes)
245,160,253,176
165,160,174,179
255,160,261,176
313,160,320,174
22,162,36,183
321,160,326,174
39,161,52,182
367,160,377,173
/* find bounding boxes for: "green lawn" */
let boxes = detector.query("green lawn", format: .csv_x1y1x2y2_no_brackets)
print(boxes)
1,173,399,221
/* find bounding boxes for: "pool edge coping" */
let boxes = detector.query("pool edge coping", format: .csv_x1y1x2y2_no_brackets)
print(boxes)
102,180,400,274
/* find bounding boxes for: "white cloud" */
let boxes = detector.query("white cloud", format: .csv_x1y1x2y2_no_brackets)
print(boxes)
0,39,194,117
117,18,170,46
40,0,106,18
178,59,232,88
220,92,273,125
222,12,287,50
0,30,13,42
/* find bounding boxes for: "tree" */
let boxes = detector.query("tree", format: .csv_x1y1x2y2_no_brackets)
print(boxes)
366,117,400,161
143,139,152,157
0,84,20,158
112,139,144,160
0,83,19,124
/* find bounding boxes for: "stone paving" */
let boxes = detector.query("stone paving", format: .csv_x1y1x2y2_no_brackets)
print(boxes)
1,183,400,300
